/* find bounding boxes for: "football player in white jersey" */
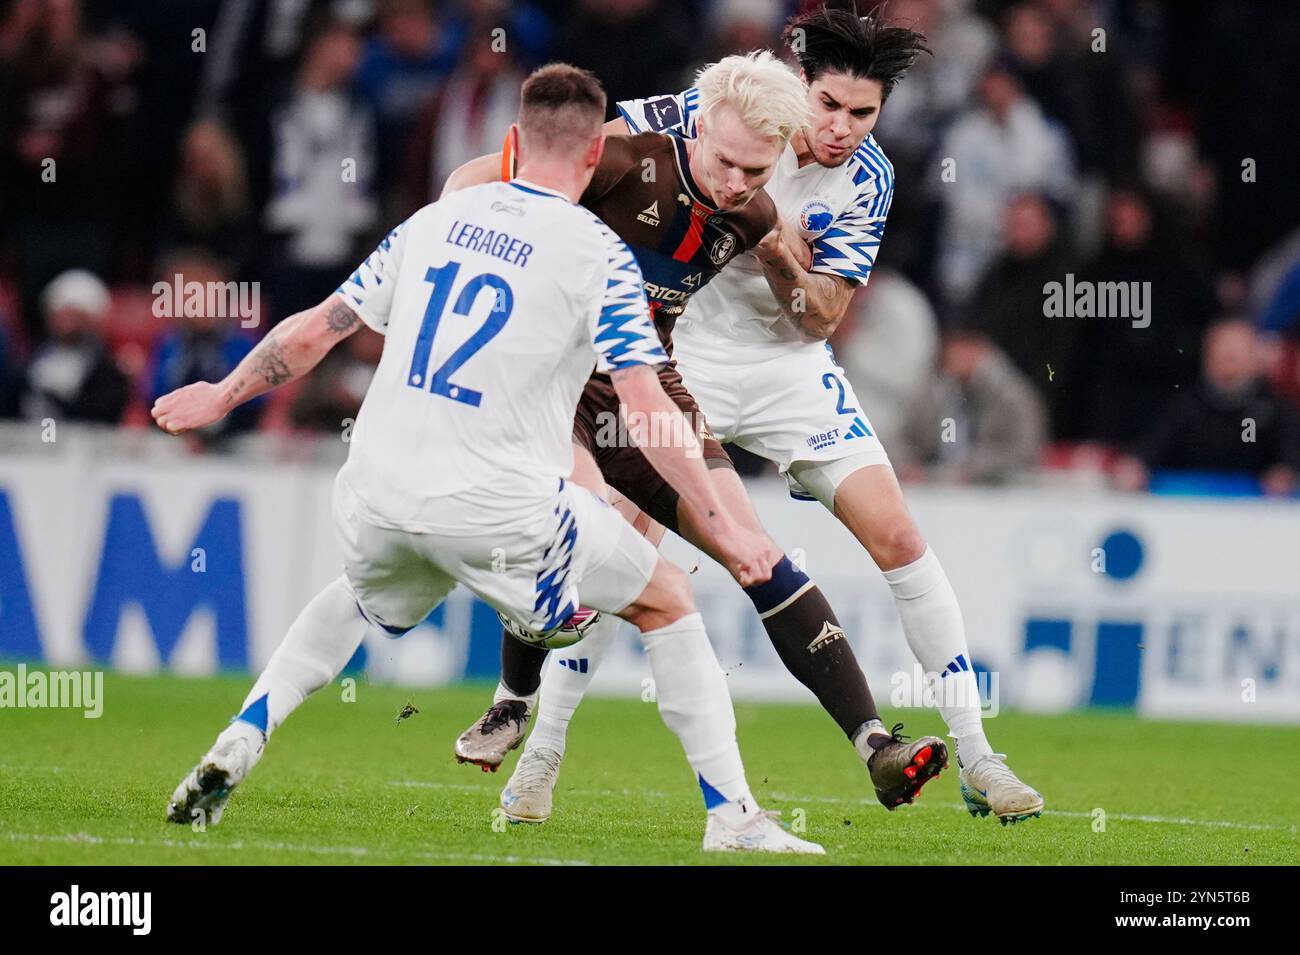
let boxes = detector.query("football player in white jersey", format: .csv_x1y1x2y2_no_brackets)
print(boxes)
491,8,1044,826
152,64,823,854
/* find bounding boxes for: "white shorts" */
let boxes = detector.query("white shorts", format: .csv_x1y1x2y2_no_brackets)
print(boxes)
673,335,891,510
332,476,658,634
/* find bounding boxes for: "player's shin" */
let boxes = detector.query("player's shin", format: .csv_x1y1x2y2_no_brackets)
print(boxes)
168,575,374,825
223,574,373,744
881,546,993,765
745,555,884,740
638,612,751,809
527,612,617,757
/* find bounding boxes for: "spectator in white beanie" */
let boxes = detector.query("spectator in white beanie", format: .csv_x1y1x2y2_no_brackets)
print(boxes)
22,270,129,424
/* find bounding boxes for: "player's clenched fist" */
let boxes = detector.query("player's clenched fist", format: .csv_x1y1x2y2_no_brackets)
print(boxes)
151,381,227,435
717,526,780,588
756,213,813,271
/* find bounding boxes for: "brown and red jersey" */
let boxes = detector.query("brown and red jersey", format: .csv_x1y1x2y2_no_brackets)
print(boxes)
507,132,776,354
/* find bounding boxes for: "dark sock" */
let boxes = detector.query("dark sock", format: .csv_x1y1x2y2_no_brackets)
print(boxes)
500,629,549,697
745,557,880,738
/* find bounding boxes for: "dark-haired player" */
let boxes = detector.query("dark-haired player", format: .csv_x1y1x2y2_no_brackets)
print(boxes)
485,7,1044,827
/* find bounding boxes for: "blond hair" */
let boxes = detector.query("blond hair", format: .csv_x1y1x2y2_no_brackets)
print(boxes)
694,50,810,143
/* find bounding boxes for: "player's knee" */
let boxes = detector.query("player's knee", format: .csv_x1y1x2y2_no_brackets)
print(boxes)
653,560,695,615
623,559,695,631
873,519,926,571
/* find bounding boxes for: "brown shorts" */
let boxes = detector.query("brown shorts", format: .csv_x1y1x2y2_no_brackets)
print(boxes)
572,363,734,532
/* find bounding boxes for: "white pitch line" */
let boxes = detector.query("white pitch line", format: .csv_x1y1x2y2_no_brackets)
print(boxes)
3,831,591,866
1017,808,1295,833
390,781,1295,835
764,792,1297,833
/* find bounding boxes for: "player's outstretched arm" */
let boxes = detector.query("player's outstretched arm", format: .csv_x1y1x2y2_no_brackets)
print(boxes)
611,365,777,586
151,294,363,435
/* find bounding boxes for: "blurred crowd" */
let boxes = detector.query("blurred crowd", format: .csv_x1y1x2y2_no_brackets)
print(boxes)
1,0,1299,495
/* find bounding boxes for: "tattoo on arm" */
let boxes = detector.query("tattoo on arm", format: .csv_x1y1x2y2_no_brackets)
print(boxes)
325,299,361,334
254,336,292,387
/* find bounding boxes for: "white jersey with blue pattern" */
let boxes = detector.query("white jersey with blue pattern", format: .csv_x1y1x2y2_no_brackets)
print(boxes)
618,88,894,348
335,179,665,528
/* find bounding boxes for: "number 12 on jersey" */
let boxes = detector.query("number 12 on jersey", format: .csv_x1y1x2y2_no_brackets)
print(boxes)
407,260,514,407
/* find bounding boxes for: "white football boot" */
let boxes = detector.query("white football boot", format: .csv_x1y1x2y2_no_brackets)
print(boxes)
166,723,265,827
703,798,826,855
959,753,1044,825
500,745,564,824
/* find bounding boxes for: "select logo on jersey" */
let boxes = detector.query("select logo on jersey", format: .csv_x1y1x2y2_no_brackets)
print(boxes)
637,200,661,226
709,232,736,266
799,199,834,237
806,428,840,451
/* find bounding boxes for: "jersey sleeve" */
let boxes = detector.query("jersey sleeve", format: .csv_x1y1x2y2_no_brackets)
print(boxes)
581,135,639,205
616,88,700,136
810,155,895,286
586,217,667,374
335,218,409,333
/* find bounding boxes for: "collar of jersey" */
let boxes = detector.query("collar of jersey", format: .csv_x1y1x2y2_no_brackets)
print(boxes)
668,134,718,213
508,179,571,201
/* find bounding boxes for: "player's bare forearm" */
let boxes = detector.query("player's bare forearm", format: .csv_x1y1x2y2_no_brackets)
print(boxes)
757,237,856,340
612,365,777,585
440,152,505,196
221,296,360,405
152,295,362,434
611,366,727,525
442,117,627,197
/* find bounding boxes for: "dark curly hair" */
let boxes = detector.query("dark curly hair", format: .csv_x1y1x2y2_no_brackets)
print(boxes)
783,3,931,99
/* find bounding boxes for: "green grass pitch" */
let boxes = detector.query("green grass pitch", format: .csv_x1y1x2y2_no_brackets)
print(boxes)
1,672,1296,865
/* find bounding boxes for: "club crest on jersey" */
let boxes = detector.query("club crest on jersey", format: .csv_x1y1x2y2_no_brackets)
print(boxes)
799,199,834,236
709,232,736,266
637,200,661,226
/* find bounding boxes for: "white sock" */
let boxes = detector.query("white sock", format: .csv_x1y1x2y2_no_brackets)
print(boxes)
526,612,618,757
882,547,994,766
640,612,750,810
493,680,538,711
222,575,373,742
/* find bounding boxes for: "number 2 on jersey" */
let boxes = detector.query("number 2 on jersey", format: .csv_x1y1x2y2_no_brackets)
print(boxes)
407,260,514,407
821,372,857,415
